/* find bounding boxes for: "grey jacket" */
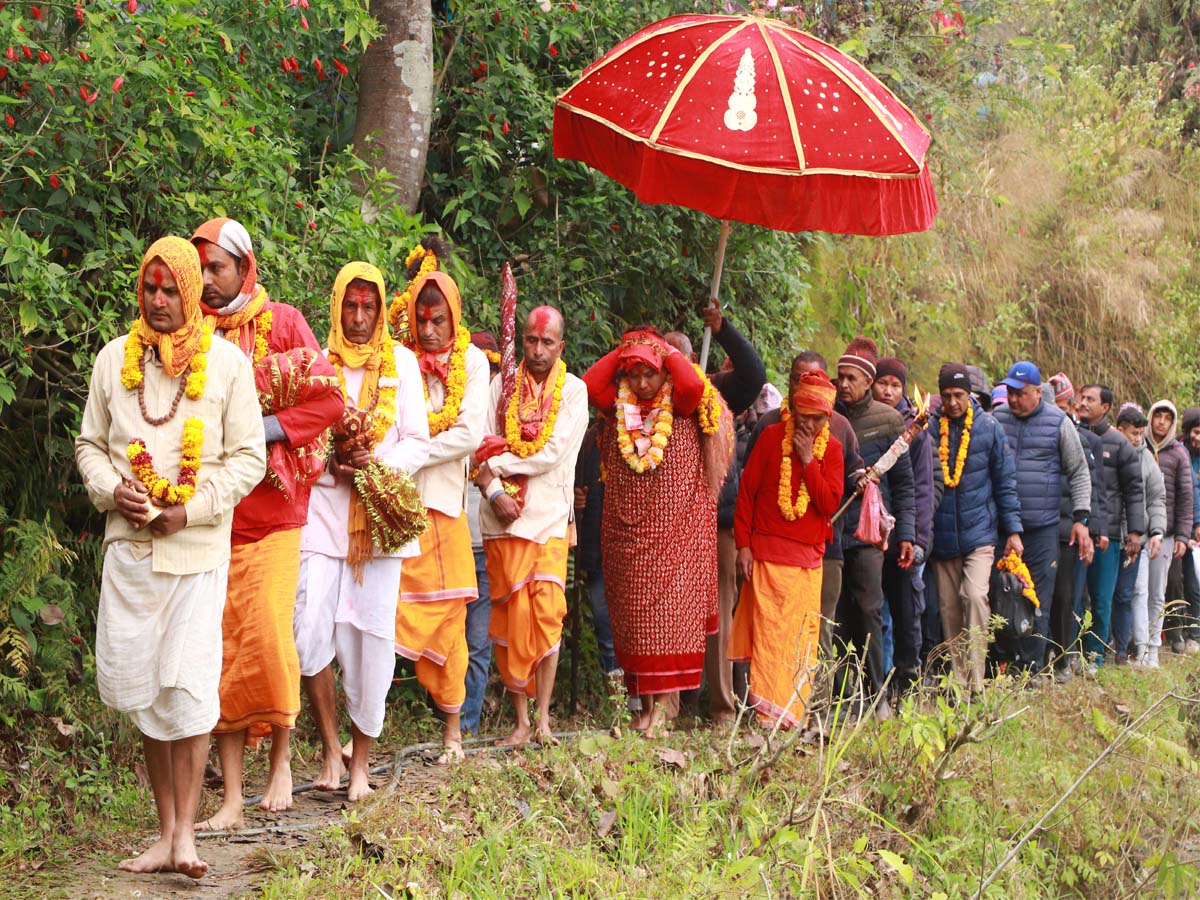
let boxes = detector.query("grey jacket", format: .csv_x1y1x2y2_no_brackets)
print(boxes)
1135,443,1167,539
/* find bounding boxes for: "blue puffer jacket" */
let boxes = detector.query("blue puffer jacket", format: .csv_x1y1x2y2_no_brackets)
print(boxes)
928,398,1023,559
992,399,1065,530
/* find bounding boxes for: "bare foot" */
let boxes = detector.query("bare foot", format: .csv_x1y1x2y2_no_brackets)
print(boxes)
119,836,174,873
628,712,651,732
259,763,294,813
312,750,345,792
494,724,530,747
347,768,373,802
435,740,464,766
535,725,559,747
193,800,243,832
172,832,209,880
340,738,353,767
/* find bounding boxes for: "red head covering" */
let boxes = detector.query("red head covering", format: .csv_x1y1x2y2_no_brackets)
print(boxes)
792,370,836,416
617,328,670,372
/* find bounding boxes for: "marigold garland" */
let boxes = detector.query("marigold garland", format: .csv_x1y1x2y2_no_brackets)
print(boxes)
938,401,973,489
330,337,398,449
242,308,273,364
120,322,212,401
615,377,674,473
691,363,722,436
126,417,205,506
484,348,502,367
387,245,439,333
777,411,831,521
996,550,1040,609
504,360,565,457
412,325,470,436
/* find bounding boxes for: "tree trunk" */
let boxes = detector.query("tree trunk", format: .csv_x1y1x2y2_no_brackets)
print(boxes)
352,0,433,213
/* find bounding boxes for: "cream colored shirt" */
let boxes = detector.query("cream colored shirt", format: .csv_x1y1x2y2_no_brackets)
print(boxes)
414,343,490,517
75,335,267,575
479,370,588,544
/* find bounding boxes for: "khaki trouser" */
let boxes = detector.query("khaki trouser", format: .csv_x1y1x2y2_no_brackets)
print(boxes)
932,548,994,691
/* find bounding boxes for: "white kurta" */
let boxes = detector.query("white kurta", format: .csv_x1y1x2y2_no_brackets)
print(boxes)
478,372,589,544
414,342,490,516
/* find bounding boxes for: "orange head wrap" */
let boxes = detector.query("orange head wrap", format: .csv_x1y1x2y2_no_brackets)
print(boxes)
135,236,205,379
792,369,836,416
406,270,462,344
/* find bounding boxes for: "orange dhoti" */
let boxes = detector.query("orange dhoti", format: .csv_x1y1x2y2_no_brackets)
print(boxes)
484,535,569,697
729,560,822,729
214,527,302,744
396,510,476,713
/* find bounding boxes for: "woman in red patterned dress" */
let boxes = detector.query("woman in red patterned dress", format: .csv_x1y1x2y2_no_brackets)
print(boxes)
583,327,732,736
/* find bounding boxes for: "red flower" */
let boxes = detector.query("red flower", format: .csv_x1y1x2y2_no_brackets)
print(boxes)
31,5,41,20
611,223,620,230
127,0,138,12
79,85,98,104
112,75,124,92
0,68,7,80
71,636,82,645
502,121,510,135
37,50,51,64
307,220,316,231
333,59,348,76
74,4,84,25
294,200,305,208
4,114,13,128
21,46,32,60
184,90,195,97
248,124,255,133
314,58,324,80
5,48,14,61
79,51,89,61
548,44,558,57
493,9,501,23
300,14,308,30
49,174,60,189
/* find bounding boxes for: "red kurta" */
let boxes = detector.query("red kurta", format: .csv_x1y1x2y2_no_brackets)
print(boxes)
734,422,844,566
223,302,345,545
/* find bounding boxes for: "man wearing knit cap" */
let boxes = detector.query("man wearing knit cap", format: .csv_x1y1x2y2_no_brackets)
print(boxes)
993,361,1091,676
871,356,935,695
834,337,916,717
927,362,1022,690
1172,408,1200,654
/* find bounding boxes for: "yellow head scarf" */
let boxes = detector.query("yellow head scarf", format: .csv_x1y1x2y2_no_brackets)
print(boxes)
135,237,205,379
327,261,389,375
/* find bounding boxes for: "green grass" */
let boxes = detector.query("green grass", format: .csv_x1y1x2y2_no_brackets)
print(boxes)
249,656,1200,899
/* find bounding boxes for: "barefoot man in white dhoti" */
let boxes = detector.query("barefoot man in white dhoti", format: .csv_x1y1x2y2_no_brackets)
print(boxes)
75,237,265,878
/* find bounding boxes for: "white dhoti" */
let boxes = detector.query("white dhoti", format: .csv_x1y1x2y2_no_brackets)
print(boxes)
294,552,402,738
96,540,228,741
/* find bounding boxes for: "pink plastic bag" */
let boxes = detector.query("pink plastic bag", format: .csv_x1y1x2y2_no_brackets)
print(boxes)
854,479,895,549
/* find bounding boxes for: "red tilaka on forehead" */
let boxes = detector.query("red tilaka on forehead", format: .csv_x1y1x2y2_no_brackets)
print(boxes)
344,281,379,305
196,243,210,266
417,305,437,321
148,263,165,287
530,306,553,332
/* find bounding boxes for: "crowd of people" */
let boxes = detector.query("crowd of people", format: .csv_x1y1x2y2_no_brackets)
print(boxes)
74,224,1200,879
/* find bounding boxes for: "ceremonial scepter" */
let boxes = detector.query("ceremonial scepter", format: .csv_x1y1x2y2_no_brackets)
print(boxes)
497,262,518,416
830,388,932,525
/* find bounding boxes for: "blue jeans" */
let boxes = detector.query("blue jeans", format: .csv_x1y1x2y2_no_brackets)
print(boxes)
1109,548,1144,660
586,569,618,674
461,548,492,735
881,600,894,674
1084,541,1122,664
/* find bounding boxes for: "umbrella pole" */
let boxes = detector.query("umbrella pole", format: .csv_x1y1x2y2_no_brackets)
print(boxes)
697,220,732,371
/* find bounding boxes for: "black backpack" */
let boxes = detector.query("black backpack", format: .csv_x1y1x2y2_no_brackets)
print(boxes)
989,568,1035,640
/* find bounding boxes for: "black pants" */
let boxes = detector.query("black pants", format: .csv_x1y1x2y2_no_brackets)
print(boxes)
1050,542,1076,667
1168,553,1200,644
836,547,886,698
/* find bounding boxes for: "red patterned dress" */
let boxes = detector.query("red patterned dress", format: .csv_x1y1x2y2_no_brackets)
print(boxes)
600,413,719,696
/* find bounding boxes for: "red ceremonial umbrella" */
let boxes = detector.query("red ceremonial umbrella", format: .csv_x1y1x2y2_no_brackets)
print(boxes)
553,12,938,365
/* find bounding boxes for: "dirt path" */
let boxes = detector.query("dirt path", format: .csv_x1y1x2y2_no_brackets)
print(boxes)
56,751,452,900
